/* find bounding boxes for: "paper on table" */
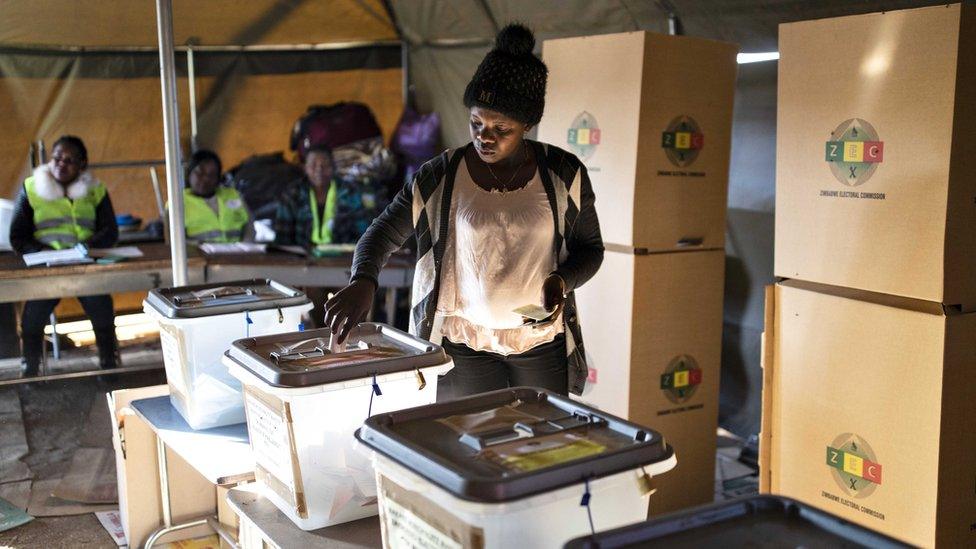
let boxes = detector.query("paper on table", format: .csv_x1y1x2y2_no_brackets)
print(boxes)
199,242,267,254
22,245,88,267
87,246,144,258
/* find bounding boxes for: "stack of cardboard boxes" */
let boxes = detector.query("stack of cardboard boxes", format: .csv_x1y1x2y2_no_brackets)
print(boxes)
539,31,738,515
762,5,976,547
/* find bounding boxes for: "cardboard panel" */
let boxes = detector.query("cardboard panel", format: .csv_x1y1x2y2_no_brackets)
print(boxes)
573,249,636,418
633,34,737,253
630,250,725,515
775,5,976,306
575,249,725,515
539,32,645,249
109,386,216,547
935,313,976,547
768,282,966,547
539,32,736,252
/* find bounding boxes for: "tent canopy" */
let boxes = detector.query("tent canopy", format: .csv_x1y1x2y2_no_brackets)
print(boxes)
0,0,397,48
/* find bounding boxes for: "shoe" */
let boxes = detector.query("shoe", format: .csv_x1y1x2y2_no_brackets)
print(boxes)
20,332,43,378
94,327,121,370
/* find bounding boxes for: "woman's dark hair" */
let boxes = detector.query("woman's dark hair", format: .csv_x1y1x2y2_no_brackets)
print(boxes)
185,149,222,187
52,135,88,163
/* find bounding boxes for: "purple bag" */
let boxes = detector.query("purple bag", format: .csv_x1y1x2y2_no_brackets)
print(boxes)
391,106,441,182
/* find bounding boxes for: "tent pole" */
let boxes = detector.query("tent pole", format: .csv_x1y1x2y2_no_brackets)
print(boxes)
155,0,188,286
187,45,198,151
401,40,409,106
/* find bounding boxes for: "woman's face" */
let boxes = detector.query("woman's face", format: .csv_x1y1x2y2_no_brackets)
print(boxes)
304,151,333,189
469,107,531,164
189,159,220,197
49,143,86,185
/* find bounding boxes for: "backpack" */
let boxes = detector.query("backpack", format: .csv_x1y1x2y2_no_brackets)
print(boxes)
290,102,382,162
226,152,304,220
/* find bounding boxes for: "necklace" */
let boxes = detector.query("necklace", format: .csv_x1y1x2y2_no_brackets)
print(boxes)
484,143,528,190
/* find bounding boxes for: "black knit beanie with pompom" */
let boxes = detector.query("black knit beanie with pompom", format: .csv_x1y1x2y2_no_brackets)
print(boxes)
463,23,548,126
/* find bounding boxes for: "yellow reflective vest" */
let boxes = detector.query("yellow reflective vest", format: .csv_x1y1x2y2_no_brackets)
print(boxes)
181,187,249,243
25,177,107,250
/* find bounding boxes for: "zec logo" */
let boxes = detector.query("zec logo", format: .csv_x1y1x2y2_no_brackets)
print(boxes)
566,111,601,162
826,433,883,498
659,355,702,404
825,119,884,187
661,115,704,167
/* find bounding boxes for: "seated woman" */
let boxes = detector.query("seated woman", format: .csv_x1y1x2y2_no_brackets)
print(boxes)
178,150,254,243
274,144,345,327
9,135,120,376
274,143,340,250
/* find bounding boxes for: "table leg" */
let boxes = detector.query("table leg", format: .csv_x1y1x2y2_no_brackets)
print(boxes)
49,313,60,360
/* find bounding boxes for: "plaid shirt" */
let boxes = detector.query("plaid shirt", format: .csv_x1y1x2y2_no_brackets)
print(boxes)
274,177,389,248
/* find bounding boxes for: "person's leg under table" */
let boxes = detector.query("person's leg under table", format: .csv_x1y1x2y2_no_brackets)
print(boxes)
78,294,118,369
504,334,569,395
20,298,61,376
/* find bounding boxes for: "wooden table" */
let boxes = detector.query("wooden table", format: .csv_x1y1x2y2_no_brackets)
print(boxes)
204,250,414,324
0,243,206,303
227,485,382,549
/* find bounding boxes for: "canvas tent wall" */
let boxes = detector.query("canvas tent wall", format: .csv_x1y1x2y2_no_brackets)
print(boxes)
0,0,402,224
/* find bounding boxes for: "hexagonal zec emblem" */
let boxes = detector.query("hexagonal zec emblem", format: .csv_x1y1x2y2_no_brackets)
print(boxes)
825,118,884,187
826,433,883,498
659,355,702,405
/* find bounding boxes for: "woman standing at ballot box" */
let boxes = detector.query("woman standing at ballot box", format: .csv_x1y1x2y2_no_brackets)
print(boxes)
9,135,120,376
176,149,254,243
325,24,604,398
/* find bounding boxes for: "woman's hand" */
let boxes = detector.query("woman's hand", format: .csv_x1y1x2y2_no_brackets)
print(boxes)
324,278,376,343
533,273,567,328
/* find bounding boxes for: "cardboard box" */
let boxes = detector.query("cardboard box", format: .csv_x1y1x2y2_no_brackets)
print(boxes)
775,4,976,307
760,280,976,547
539,32,737,252
575,249,725,514
108,385,218,547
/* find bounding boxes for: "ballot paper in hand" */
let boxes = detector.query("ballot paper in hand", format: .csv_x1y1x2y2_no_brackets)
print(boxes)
199,242,267,254
22,244,92,267
513,304,556,323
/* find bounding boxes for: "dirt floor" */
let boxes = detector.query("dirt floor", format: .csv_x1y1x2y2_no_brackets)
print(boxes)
0,350,166,549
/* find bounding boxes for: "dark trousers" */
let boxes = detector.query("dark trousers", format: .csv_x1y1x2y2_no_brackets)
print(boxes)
439,334,568,400
20,294,116,373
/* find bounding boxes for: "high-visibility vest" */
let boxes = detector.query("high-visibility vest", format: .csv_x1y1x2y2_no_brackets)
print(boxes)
309,182,338,245
25,177,107,250
181,187,249,243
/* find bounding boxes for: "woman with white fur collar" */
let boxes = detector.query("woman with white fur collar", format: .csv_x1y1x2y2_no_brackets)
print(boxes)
9,135,120,377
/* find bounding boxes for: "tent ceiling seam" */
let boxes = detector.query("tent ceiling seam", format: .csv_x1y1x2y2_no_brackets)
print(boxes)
0,40,402,54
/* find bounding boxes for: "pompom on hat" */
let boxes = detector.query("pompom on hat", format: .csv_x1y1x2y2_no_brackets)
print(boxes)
463,23,548,126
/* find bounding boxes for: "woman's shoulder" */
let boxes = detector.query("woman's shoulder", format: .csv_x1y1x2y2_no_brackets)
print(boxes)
413,147,463,187
533,141,585,183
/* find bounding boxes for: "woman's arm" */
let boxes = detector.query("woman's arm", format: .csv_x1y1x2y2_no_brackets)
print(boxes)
325,174,418,342
348,174,417,285
86,192,119,249
553,165,604,292
9,186,44,255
